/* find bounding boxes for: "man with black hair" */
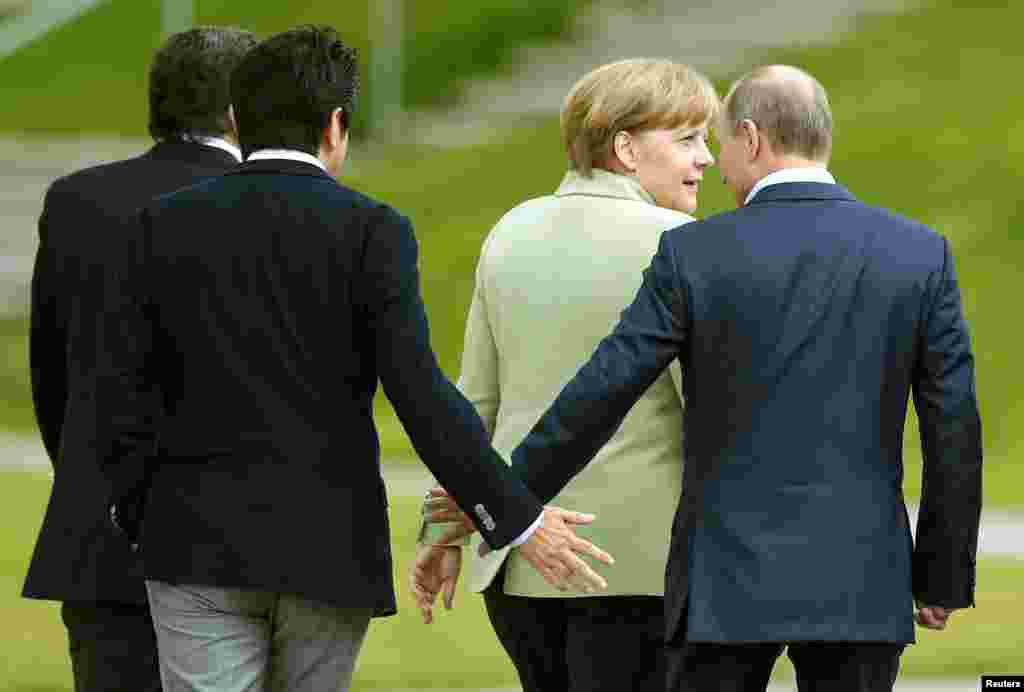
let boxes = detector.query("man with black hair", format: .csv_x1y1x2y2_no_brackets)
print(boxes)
22,26,257,692
100,25,610,691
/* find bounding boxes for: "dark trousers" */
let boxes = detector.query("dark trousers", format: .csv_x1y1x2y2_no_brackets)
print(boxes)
483,567,664,692
61,601,162,692
665,640,905,692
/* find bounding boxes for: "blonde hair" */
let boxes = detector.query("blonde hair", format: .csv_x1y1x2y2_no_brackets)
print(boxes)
561,58,719,176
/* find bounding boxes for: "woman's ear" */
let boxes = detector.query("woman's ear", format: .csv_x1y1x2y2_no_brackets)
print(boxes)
612,130,639,173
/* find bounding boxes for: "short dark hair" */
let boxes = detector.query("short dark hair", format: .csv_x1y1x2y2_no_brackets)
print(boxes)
724,65,833,162
230,25,359,158
148,27,258,140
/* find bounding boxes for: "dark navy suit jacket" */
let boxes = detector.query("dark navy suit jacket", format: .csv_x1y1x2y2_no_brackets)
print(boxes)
24,141,238,605
97,159,542,616
511,182,982,643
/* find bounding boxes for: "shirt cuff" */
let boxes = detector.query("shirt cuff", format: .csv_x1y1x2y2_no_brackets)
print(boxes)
510,510,544,547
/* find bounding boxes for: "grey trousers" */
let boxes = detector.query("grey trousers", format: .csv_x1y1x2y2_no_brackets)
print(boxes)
145,581,371,692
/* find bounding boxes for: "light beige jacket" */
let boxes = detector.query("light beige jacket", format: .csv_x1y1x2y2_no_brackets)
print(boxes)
456,169,691,597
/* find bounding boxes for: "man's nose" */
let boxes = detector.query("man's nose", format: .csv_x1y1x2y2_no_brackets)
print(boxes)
698,140,714,166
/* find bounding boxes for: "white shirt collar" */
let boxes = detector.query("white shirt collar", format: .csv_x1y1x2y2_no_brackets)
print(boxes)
745,166,836,205
180,134,243,163
247,149,327,172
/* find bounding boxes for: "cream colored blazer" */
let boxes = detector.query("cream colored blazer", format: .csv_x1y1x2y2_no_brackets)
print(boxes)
455,169,691,598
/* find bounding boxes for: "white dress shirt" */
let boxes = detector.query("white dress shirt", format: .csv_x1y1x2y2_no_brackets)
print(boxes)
745,166,836,205
511,512,543,546
181,134,243,163
247,149,327,171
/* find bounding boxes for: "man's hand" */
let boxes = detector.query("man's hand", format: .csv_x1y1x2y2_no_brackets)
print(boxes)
514,506,614,593
109,498,143,551
422,488,615,593
424,486,472,524
915,604,956,630
409,544,462,624
423,486,476,545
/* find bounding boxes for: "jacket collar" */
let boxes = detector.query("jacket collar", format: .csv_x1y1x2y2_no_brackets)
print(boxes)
746,182,857,206
145,139,240,168
745,166,835,204
222,158,333,180
554,168,656,205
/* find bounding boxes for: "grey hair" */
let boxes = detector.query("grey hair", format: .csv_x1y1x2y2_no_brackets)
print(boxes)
723,65,832,162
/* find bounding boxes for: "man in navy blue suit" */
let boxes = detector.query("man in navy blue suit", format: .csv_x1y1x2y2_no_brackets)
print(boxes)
505,65,982,692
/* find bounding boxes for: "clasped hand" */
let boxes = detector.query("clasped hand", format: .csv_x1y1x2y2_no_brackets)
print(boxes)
914,603,956,630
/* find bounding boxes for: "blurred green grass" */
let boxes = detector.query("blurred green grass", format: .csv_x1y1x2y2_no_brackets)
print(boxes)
0,1,1020,505
0,470,1019,691
0,0,594,135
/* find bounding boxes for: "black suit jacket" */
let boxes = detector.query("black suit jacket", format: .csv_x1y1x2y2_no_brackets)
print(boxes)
511,183,982,643
23,140,239,604
99,158,542,616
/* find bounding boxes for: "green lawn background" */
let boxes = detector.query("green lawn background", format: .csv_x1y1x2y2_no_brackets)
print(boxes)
2,471,1020,691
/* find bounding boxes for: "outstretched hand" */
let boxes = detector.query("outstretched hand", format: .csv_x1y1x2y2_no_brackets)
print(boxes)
514,506,614,593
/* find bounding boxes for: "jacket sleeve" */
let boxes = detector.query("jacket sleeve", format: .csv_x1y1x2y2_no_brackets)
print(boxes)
29,189,67,464
360,206,541,549
511,230,690,502
911,237,983,608
417,232,501,545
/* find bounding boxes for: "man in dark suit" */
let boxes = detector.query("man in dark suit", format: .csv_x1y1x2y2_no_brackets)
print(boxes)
22,27,257,692
99,25,610,691
503,65,982,692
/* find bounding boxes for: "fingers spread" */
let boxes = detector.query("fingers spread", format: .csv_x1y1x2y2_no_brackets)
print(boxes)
563,552,608,592
549,506,596,525
571,537,614,566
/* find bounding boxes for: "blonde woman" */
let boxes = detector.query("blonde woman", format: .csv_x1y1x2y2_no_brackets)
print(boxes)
411,59,717,691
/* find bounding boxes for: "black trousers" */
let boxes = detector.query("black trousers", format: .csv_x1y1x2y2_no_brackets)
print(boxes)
483,566,664,692
61,601,162,692
665,640,905,692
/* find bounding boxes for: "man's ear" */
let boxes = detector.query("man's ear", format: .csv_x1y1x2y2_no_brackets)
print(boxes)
324,107,345,151
225,104,240,142
612,130,639,173
740,118,761,162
